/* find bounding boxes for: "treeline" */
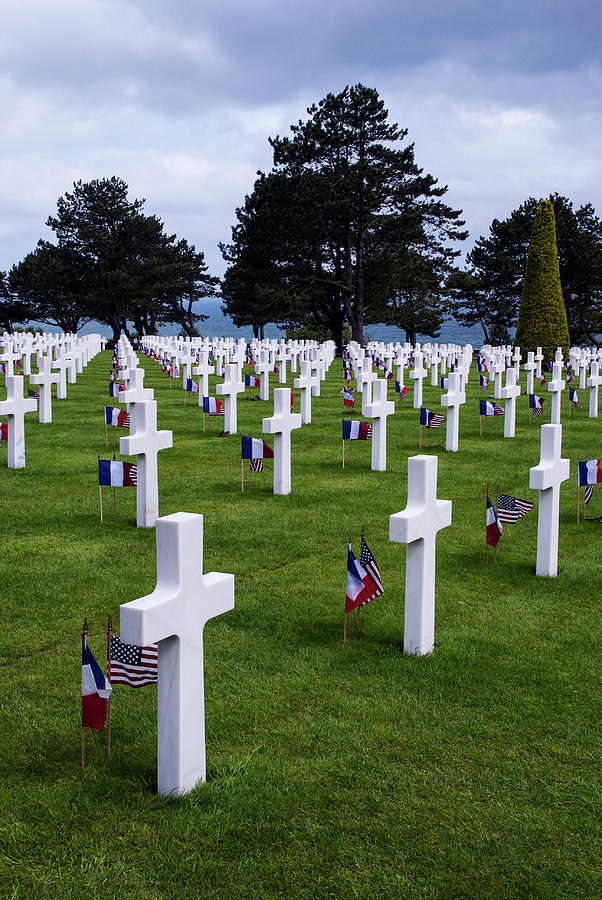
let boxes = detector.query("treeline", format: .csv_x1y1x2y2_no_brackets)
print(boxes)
2,85,602,348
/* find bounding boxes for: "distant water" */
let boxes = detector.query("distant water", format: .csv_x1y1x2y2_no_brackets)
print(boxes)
71,298,486,347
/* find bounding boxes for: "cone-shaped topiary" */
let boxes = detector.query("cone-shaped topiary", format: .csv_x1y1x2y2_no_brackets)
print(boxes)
515,198,570,362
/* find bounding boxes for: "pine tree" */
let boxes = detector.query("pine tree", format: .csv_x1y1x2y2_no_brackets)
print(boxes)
515,199,570,361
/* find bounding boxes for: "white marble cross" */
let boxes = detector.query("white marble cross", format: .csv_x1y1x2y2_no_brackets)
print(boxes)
262,387,302,494
52,355,70,400
362,378,395,471
216,363,245,433
389,455,452,655
534,346,544,379
524,351,537,396
121,366,154,405
430,352,440,388
0,344,19,377
410,354,427,409
500,367,521,437
120,512,234,795
192,351,215,402
529,424,570,576
587,361,601,418
441,370,465,452
120,400,173,527
255,354,272,402
547,361,565,424
293,360,318,425
356,357,376,398
0,375,38,468
178,348,196,389
29,353,59,423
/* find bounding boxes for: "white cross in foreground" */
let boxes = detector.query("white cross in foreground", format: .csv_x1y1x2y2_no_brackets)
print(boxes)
529,424,570,577
389,455,452,655
262,387,302,495
0,375,37,468
120,400,173,527
120,512,234,795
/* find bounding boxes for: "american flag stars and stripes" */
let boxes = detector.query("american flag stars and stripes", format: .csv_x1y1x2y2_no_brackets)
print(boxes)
497,494,534,524
529,395,545,418
250,458,263,473
420,408,444,428
359,536,384,605
109,635,158,687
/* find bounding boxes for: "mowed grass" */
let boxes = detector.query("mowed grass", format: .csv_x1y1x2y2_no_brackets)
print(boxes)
0,349,600,899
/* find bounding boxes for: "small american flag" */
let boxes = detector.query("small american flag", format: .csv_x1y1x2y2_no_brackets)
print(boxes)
359,536,384,606
497,494,534,524
584,484,594,505
250,458,263,473
109,635,158,687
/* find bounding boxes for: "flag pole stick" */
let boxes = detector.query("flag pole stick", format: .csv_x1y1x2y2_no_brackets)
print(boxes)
486,484,490,568
479,415,482,437
105,420,108,447
82,618,87,774
577,480,580,523
241,459,244,493
113,488,116,521
419,424,422,449
203,412,206,433
342,439,345,468
106,615,112,760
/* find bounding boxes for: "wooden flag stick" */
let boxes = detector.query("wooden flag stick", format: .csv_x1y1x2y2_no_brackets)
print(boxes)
105,420,108,448
203,412,206,433
479,414,482,437
106,615,112,760
419,423,422,449
577,481,580,523
82,618,87,774
343,611,347,644
486,483,490,569
342,439,345,468
241,459,244,493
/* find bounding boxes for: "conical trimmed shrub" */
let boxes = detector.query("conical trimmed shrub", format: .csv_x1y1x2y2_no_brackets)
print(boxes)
515,199,570,361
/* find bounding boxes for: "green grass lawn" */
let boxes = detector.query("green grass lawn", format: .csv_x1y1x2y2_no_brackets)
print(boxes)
0,350,600,899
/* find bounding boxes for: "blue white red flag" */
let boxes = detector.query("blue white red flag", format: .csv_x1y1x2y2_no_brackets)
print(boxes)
480,400,504,416
244,375,260,387
203,396,223,415
104,406,129,427
529,395,545,417
476,357,488,373
479,374,488,390
98,459,137,486
185,378,199,393
578,459,602,486
383,368,393,381
343,387,355,407
420,408,444,428
241,436,274,459
486,495,502,548
109,382,124,397
569,388,580,408
440,376,449,390
82,636,112,730
342,420,372,440
345,542,379,614
395,382,408,398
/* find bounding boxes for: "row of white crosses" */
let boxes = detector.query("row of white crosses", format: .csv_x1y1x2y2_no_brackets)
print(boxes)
0,333,105,468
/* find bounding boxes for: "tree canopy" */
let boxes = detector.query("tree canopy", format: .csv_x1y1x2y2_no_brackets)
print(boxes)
449,194,602,346
7,177,218,342
221,84,467,347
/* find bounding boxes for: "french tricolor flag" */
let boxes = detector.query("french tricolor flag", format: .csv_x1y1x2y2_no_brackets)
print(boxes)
98,460,137,486
81,637,112,730
203,396,223,415
104,406,129,427
342,420,372,440
486,495,502,548
578,459,602,485
241,437,274,460
244,375,260,387
345,542,378,613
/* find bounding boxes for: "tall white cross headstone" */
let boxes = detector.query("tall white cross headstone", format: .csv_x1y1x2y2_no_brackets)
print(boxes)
216,364,245,434
529,424,570,576
192,351,215,402
524,351,537,396
121,366,154,405
0,375,37,468
293,360,318,425
362,378,395,471
534,346,544,380
120,512,234,795
500,367,521,438
587,361,601,418
120,400,173,528
52,355,70,400
389,455,452,655
410,354,427,409
262,388,302,495
255,354,272,402
441,370,465,452
547,361,565,424
29,354,59,423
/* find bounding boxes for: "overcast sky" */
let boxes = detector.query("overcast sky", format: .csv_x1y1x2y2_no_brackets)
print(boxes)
2,0,601,277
